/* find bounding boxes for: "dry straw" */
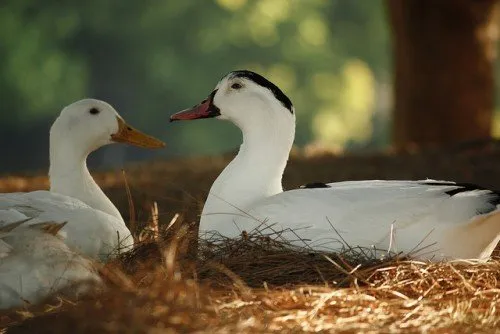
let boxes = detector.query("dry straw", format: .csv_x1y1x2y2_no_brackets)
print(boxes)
2,219,499,333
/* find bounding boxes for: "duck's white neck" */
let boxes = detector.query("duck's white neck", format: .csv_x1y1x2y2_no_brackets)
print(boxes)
49,140,123,221
200,110,295,231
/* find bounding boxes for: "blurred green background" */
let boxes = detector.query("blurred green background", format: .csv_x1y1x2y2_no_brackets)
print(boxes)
0,0,498,173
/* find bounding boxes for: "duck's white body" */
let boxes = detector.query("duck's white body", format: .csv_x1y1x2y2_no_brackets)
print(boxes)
205,180,500,260
0,221,101,310
171,70,500,261
0,99,163,261
0,191,132,260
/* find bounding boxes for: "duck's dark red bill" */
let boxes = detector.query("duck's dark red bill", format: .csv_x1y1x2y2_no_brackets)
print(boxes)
170,91,220,122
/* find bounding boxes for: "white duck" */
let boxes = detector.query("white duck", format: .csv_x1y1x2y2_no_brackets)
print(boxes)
0,99,165,261
170,70,500,261
0,220,101,310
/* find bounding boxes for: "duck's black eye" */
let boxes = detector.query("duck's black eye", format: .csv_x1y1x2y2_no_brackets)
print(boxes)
89,108,100,115
231,82,243,90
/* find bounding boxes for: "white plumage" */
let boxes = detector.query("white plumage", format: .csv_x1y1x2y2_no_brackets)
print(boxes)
215,180,500,260
0,191,131,260
0,221,101,310
0,99,164,261
171,70,500,261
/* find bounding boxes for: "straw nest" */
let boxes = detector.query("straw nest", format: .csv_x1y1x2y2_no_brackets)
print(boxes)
1,219,499,333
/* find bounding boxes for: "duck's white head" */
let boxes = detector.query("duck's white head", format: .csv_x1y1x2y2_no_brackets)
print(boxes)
49,99,164,220
51,98,165,155
170,71,295,226
170,70,295,132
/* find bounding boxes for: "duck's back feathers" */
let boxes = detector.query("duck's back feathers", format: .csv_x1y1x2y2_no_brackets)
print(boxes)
0,191,133,261
206,180,500,260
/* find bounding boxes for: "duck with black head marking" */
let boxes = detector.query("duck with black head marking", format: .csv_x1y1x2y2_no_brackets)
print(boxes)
171,70,500,261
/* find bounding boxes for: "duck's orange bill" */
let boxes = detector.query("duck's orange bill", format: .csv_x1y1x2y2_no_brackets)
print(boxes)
111,117,165,148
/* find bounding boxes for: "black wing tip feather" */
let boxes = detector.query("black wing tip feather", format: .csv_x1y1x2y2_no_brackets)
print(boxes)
423,181,490,195
422,181,500,207
300,182,331,189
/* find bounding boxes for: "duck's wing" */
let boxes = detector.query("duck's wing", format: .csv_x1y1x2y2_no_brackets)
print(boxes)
0,191,93,219
0,191,133,261
216,180,500,260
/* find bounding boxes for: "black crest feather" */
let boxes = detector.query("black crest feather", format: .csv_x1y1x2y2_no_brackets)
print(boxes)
229,70,294,114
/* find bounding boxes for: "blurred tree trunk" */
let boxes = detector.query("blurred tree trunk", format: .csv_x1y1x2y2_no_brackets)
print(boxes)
387,0,500,148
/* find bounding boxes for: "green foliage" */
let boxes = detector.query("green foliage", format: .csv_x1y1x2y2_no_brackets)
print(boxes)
0,0,392,163
0,2,87,124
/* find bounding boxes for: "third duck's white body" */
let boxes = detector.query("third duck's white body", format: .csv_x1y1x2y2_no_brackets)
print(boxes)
0,221,101,310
